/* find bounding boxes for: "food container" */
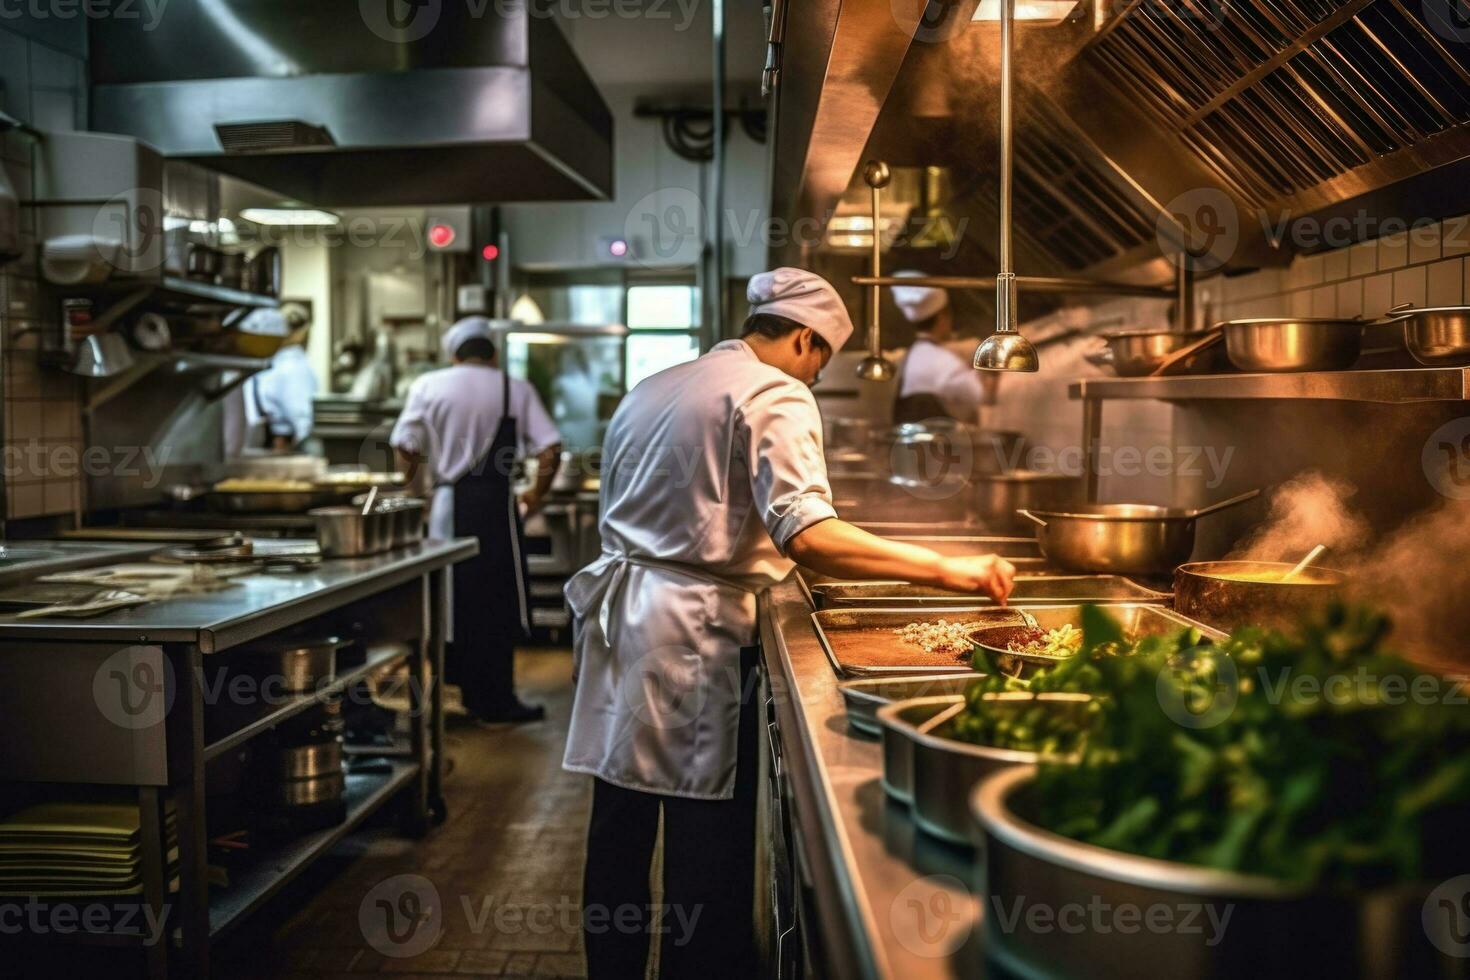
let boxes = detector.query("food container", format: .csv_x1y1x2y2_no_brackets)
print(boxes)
838,673,981,735
1017,490,1258,576
972,766,1464,980
1173,560,1347,632
241,636,347,693
1219,316,1365,372
310,506,392,557
876,696,959,804
810,575,1170,610
879,693,1090,846
276,769,345,808
811,606,1032,677
967,604,1224,678
973,471,1082,536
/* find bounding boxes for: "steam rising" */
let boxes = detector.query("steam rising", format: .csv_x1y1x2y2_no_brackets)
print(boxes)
1233,470,1470,670
1227,471,1371,563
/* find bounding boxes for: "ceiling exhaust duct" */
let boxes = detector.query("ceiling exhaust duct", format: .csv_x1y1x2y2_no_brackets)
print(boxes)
88,1,613,207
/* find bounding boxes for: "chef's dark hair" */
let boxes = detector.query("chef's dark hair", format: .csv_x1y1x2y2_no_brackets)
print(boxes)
455,337,497,362
741,313,831,352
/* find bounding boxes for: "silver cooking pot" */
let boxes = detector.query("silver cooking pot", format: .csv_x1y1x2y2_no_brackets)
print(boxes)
1017,490,1259,575
973,471,1083,536
1218,317,1365,372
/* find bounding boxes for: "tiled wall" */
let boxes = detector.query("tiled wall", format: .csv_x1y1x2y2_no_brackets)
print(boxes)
0,21,89,523
1204,213,1470,322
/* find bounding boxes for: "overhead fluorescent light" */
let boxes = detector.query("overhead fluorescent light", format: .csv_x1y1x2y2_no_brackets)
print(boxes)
240,207,341,226
972,0,1080,23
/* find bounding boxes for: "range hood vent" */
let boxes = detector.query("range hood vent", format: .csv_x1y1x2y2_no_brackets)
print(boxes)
88,2,612,207
1086,0,1470,210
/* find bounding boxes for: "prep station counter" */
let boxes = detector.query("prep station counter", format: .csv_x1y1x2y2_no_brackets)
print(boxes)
759,575,980,980
0,537,476,978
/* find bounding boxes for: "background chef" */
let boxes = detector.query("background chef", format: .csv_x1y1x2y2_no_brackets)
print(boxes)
891,269,986,425
563,268,1016,978
391,317,562,726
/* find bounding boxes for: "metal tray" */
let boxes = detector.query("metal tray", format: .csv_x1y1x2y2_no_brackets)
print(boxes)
796,554,1062,590
838,673,982,736
885,535,1041,558
810,575,1171,610
973,767,1463,980
880,694,1090,847
812,606,1031,677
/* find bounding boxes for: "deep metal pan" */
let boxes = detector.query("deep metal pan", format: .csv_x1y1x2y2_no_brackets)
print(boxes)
973,767,1466,980
1173,560,1347,633
811,606,1031,677
207,489,345,514
1217,316,1365,373
838,673,982,736
1379,304,1470,366
1096,329,1230,376
878,693,1090,846
809,575,1171,610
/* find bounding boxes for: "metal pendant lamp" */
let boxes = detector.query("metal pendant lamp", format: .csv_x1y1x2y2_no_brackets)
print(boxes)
973,0,1039,373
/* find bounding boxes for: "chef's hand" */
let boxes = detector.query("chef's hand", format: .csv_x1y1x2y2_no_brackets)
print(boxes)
936,555,1016,603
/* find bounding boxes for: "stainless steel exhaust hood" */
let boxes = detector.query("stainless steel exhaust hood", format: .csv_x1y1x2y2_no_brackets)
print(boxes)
88,1,613,207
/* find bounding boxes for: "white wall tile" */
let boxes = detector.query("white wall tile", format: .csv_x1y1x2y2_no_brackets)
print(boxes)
1363,272,1393,316
1288,289,1312,317
1323,247,1350,282
1392,265,1427,308
1336,279,1363,317
1444,215,1470,258
1409,220,1442,266
1426,257,1465,307
1311,284,1337,317
1349,240,1377,278
1379,231,1409,271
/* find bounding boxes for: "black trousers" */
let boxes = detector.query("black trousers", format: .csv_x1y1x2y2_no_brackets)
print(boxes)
582,647,760,980
446,631,515,718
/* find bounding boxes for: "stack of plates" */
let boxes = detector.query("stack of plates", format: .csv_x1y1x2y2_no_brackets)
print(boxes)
0,803,178,897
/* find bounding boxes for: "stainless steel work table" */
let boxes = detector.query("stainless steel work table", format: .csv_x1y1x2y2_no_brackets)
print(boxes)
0,537,478,978
0,538,476,651
759,576,983,980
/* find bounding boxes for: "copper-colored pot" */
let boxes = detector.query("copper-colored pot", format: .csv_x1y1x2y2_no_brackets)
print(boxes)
1173,560,1346,632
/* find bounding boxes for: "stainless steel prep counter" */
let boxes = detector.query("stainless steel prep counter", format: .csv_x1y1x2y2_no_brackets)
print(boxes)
759,576,982,980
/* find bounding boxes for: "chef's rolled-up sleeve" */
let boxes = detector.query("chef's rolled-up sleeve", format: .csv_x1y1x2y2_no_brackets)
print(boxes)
390,381,429,456
739,382,837,554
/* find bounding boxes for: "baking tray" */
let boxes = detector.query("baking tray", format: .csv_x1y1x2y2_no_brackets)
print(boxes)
809,575,1171,610
838,673,982,736
812,606,1032,677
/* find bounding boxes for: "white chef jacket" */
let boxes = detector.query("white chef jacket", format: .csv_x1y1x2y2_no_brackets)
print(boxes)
562,339,838,800
898,337,985,421
245,345,318,446
389,364,561,540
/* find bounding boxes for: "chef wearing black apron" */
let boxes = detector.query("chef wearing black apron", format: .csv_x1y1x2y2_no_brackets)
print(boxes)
391,317,563,725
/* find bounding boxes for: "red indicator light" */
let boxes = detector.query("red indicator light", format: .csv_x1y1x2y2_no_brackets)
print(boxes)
482,244,500,261
429,224,456,248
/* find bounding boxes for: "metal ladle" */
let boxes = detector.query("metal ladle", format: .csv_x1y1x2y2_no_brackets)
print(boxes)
973,0,1039,374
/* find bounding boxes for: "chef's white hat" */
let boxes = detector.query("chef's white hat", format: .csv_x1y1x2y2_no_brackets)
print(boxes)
890,270,949,323
442,316,495,358
747,267,854,351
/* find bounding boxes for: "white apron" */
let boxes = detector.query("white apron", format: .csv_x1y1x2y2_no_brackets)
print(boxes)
562,340,838,800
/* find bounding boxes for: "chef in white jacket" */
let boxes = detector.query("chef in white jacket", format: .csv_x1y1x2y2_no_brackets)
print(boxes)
564,267,1016,979
891,269,986,425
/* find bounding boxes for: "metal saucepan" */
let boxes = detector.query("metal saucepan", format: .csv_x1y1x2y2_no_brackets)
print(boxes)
890,421,1026,475
973,471,1083,536
973,766,1464,980
1096,330,1229,376
1173,559,1347,632
276,737,344,781
1018,489,1260,575
1379,304,1470,366
1218,317,1365,372
242,636,349,693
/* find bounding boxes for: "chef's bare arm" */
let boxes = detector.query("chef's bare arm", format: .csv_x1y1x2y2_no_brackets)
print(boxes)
520,443,563,517
395,447,429,497
787,518,1016,601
